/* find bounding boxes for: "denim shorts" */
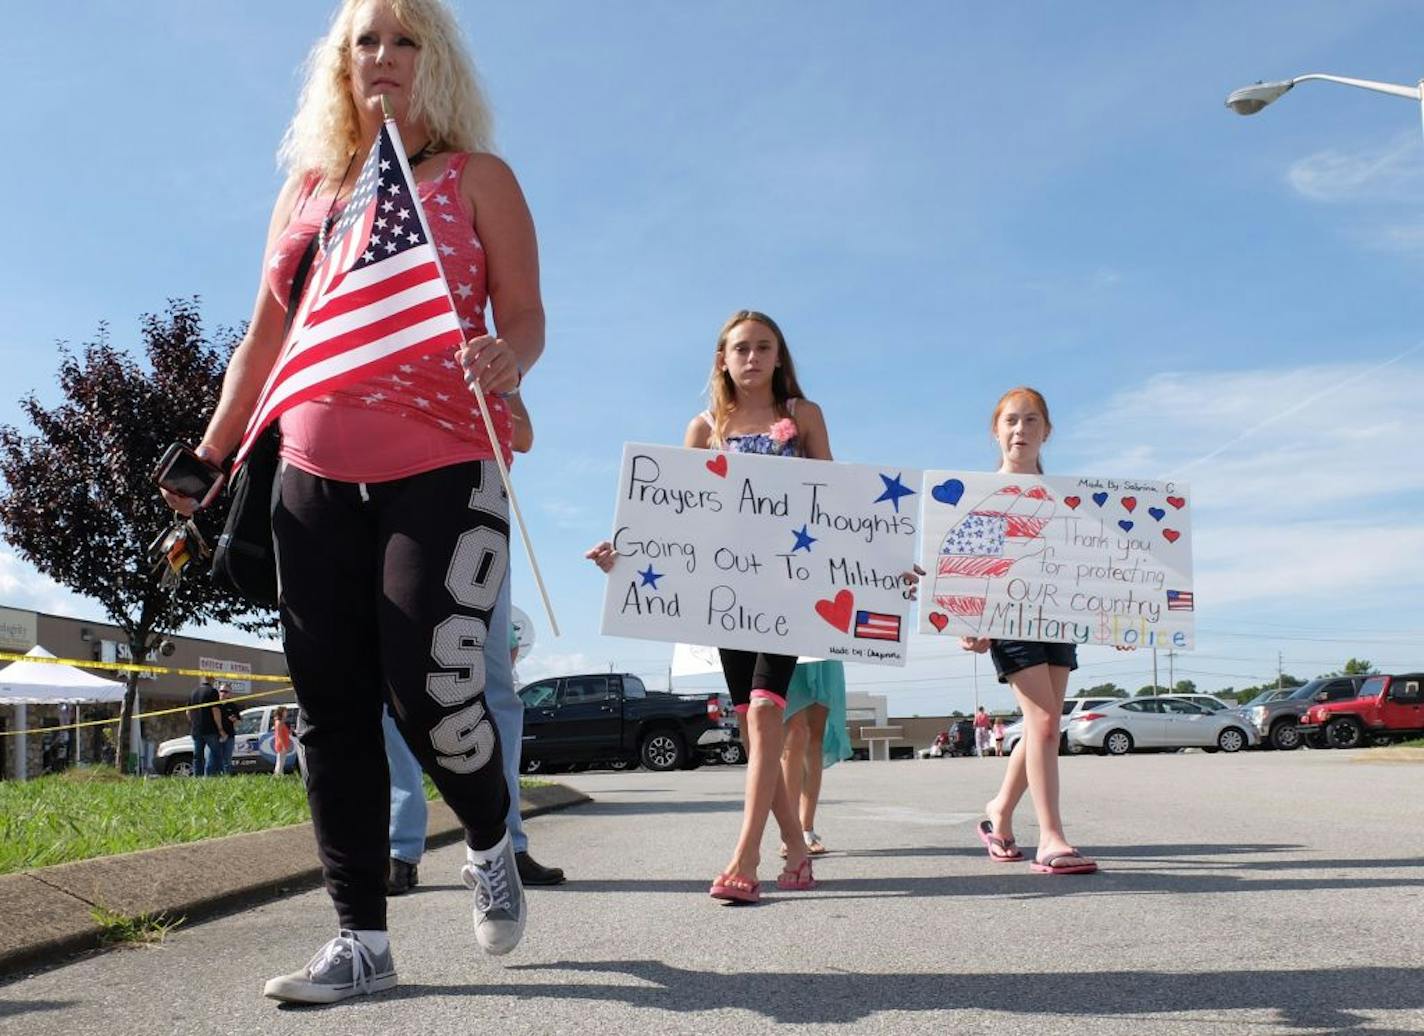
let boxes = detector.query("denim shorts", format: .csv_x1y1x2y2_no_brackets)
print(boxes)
989,640,1079,684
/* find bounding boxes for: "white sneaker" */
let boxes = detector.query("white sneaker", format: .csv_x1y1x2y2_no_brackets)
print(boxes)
461,834,526,955
263,930,397,1004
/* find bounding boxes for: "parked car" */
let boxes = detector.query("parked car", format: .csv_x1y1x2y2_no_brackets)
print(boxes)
1002,697,1119,756
1296,673,1424,749
923,719,977,758
680,691,746,765
518,672,728,773
156,703,301,776
1066,697,1257,755
1237,676,1370,750
1169,693,1235,713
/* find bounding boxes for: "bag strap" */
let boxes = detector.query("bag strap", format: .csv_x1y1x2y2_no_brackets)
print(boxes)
284,233,319,336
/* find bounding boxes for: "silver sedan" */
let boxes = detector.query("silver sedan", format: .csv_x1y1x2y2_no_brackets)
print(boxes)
1065,696,1258,755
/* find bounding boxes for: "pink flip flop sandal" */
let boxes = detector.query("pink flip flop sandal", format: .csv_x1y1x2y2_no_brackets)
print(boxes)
776,857,817,891
1030,851,1098,875
710,873,762,903
976,820,1024,862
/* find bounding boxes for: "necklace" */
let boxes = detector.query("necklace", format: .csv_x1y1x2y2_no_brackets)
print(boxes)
317,141,441,253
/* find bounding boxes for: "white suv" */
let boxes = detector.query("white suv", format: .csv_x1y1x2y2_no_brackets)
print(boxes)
157,703,301,776
1001,697,1120,756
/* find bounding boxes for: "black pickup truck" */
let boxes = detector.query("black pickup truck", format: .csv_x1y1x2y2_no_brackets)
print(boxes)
517,672,729,772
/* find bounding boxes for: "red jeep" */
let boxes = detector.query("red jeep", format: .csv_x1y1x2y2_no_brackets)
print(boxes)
1296,673,1424,749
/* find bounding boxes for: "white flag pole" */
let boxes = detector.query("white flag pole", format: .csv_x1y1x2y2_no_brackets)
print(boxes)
382,100,560,635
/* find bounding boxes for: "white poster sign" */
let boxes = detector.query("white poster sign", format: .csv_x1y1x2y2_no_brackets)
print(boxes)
199,656,253,696
918,471,1195,649
601,444,921,666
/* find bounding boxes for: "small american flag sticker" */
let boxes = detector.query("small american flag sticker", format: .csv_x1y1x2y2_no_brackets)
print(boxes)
854,610,902,642
1166,590,1194,612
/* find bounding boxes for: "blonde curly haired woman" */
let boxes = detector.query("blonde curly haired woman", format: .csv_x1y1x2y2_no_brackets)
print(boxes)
163,0,543,1003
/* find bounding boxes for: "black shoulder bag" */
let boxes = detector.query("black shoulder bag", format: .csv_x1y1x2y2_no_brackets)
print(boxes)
210,233,319,608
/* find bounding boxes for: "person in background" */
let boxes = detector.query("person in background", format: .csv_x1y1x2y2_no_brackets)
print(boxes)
992,716,1006,758
973,705,992,759
188,679,222,777
272,705,294,775
780,659,852,857
216,683,242,774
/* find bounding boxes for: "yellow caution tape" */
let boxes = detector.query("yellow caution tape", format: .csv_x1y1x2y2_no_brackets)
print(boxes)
0,684,296,738
0,650,289,683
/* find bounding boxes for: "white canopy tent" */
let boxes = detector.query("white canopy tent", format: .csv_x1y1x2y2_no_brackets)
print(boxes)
0,645,126,780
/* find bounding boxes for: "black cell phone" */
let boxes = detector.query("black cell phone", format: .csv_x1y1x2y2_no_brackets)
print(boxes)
152,443,225,507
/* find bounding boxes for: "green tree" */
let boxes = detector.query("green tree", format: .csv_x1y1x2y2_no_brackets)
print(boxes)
1081,682,1127,698
1341,658,1373,676
0,301,272,772
1172,679,1197,695
1135,685,1159,697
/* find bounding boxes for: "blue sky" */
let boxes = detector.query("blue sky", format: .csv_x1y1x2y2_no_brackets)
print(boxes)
5,1,1424,715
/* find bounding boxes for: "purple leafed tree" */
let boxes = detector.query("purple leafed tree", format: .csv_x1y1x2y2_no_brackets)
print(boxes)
0,299,273,771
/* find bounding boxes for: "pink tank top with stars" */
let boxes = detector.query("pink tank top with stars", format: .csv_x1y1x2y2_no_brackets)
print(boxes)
265,152,512,483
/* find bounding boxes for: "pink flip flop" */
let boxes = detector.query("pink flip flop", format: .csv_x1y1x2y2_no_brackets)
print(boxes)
976,820,1024,862
1030,851,1098,875
710,873,761,903
776,857,817,891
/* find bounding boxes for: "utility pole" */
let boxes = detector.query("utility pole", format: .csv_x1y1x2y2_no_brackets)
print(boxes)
1277,651,1283,692
1167,650,1175,692
1152,649,1159,695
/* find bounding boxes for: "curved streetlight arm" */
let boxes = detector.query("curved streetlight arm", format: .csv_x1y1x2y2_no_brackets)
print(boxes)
1288,73,1421,102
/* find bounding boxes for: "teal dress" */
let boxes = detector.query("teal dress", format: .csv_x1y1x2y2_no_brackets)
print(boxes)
785,660,852,767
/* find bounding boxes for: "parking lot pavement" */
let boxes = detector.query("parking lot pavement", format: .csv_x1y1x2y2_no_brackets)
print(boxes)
2,750,1421,1035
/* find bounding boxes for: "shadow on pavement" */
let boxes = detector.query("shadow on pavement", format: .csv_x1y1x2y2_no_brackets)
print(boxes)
422,960,1420,1031
0,999,77,1019
566,798,742,817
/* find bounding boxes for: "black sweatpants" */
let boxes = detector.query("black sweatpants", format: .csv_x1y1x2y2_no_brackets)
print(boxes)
274,458,511,931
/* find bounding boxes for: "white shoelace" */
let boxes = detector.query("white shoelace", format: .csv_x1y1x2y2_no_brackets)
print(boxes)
308,933,375,994
468,855,511,913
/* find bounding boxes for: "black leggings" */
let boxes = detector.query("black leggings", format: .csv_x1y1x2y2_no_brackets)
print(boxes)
718,649,798,711
275,459,511,931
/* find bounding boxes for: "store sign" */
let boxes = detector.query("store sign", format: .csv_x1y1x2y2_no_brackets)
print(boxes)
0,607,37,652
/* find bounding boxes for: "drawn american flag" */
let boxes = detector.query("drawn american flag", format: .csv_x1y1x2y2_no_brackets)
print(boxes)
1166,589,1195,612
933,484,1053,624
233,120,464,468
854,610,902,642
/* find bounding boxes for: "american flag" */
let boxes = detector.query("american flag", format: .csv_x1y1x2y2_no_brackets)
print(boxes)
933,484,1052,626
854,610,902,642
1166,589,1195,612
233,120,465,468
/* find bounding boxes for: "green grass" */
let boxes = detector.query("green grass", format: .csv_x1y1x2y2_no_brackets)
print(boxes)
91,905,185,947
1395,738,1424,749
0,766,549,874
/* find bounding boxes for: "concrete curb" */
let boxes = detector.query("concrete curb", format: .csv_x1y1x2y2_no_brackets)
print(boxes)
0,782,590,979
1356,746,1424,763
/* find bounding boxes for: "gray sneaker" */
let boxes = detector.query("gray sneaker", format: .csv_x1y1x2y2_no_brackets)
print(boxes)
262,930,397,1004
460,835,526,955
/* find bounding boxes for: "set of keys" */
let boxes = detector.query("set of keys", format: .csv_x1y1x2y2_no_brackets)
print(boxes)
147,518,211,590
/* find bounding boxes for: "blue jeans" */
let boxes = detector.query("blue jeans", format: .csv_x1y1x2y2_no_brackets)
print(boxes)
218,734,235,774
194,734,223,777
385,573,524,860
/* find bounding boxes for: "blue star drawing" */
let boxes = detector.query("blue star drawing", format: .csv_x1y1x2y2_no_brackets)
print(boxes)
638,565,664,589
874,473,916,513
790,524,817,553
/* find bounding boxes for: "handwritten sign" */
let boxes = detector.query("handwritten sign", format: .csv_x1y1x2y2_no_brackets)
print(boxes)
918,471,1195,649
600,444,921,666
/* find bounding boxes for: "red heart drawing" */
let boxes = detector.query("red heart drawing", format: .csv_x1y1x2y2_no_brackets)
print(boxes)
1166,496,1186,510
1063,496,1081,510
815,589,854,633
1162,528,1181,543
1024,486,1049,500
928,612,949,633
1121,496,1137,512
705,455,728,478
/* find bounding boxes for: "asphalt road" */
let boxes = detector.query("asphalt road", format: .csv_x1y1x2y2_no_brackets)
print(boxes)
2,749,1421,1035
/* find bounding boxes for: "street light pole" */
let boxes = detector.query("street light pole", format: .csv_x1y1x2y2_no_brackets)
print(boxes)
1225,73,1424,139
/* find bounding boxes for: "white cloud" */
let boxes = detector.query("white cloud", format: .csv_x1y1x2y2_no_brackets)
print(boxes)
515,650,599,685
0,550,104,619
1287,130,1424,203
